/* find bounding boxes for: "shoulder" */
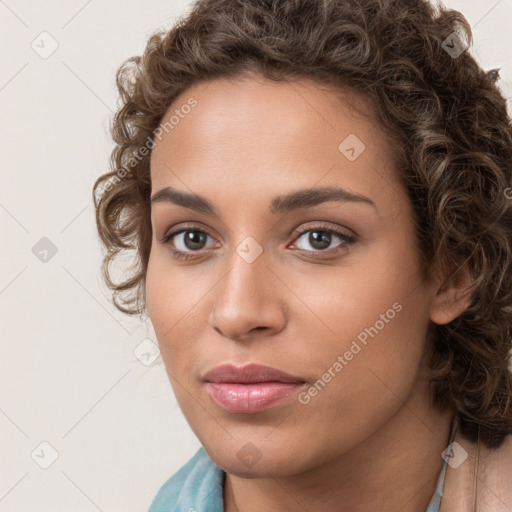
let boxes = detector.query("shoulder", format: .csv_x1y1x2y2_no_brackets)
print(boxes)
440,431,512,512
148,447,225,512
479,432,512,507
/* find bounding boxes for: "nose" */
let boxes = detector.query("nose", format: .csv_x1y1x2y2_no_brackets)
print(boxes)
208,248,287,342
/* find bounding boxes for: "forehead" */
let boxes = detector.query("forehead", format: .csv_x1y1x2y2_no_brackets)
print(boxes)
149,76,402,210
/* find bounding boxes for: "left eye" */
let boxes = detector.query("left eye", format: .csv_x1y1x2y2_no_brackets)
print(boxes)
293,228,354,252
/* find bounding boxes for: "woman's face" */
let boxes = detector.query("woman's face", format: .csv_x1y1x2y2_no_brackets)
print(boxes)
146,76,442,476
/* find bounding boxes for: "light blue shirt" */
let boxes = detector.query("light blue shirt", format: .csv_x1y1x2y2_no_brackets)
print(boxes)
149,421,457,512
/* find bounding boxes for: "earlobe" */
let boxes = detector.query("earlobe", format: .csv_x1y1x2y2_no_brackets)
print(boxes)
429,267,474,325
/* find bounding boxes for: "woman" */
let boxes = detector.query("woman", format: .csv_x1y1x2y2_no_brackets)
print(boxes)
93,0,512,510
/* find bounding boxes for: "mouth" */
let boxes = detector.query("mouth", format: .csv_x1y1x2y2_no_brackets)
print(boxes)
202,363,306,413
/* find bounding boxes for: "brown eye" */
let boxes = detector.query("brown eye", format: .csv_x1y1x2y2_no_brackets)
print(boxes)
161,228,217,260
178,230,209,251
298,230,334,250
293,227,355,255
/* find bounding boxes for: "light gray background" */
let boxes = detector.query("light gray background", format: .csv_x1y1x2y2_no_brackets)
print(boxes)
1,1,511,511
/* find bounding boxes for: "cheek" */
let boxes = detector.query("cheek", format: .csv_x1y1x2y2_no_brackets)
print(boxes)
293,236,422,341
315,302,428,429
296,236,429,400
295,277,427,394
145,250,211,372
145,252,169,333
146,247,199,333
145,252,185,370
292,280,430,455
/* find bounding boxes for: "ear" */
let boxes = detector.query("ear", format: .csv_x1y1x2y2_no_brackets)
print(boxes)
429,263,474,326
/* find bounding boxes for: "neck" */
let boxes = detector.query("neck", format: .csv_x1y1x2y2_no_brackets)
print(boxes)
224,379,454,512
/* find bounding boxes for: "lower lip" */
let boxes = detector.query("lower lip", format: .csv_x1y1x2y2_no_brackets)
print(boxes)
206,382,305,413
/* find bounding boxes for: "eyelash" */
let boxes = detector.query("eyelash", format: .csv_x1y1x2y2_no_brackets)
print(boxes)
160,223,356,261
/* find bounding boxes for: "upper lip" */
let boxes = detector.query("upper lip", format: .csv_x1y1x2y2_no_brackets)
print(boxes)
202,364,305,384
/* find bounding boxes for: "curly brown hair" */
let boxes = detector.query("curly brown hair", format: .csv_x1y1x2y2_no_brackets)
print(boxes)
92,0,512,449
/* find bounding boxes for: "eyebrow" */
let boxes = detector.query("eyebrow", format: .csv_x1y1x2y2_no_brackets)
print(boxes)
150,185,377,215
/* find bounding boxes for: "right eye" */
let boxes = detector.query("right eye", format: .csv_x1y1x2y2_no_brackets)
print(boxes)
161,227,218,260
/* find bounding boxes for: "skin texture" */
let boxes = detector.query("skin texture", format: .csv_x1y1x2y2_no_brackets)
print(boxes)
146,76,472,512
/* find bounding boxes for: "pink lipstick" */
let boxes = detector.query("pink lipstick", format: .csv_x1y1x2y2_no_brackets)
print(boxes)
203,363,306,413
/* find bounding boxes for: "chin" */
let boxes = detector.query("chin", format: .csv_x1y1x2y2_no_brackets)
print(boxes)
215,454,297,479
203,437,313,479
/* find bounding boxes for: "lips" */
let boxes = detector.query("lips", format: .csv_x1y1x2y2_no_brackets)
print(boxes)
202,364,306,413
202,363,305,384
